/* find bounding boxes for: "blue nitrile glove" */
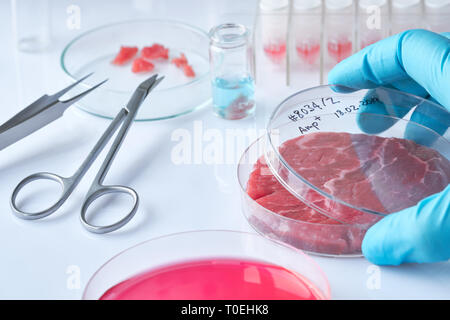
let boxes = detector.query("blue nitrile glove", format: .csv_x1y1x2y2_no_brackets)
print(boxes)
328,29,450,265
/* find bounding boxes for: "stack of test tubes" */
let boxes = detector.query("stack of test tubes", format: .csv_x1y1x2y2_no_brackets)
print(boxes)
253,0,450,87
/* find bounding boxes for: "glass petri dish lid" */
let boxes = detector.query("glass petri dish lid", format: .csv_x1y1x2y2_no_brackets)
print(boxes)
265,85,450,225
82,230,331,300
238,136,368,256
61,19,211,121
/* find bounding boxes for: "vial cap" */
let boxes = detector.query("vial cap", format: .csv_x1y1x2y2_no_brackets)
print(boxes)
293,0,322,10
359,0,387,9
325,0,353,10
425,0,450,9
392,0,421,9
260,0,289,10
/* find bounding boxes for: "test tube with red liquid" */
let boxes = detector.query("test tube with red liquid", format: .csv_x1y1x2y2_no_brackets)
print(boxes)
259,0,289,64
292,0,322,68
264,42,287,62
424,0,450,33
357,0,389,51
327,36,353,63
323,0,355,82
390,0,423,35
296,39,321,65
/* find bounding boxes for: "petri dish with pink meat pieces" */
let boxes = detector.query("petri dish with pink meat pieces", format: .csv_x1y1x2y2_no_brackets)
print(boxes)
61,20,210,121
238,85,450,257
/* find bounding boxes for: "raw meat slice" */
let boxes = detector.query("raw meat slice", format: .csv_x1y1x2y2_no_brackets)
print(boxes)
246,132,450,254
246,154,360,255
112,46,138,65
131,58,155,73
171,53,196,78
182,64,195,78
171,53,188,68
278,132,450,223
247,157,339,224
142,44,169,60
246,212,364,255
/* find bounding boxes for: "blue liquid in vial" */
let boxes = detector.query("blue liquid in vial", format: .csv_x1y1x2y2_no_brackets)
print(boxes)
212,76,255,120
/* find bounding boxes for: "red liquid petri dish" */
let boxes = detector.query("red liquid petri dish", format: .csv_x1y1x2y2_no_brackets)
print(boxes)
83,231,331,300
100,258,323,300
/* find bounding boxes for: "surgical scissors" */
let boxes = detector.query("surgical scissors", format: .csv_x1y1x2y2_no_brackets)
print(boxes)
10,75,164,234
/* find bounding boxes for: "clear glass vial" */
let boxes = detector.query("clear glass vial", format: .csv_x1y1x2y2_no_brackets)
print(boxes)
11,0,51,52
209,23,255,120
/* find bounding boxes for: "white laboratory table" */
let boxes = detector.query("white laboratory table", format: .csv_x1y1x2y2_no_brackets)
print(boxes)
1,0,449,300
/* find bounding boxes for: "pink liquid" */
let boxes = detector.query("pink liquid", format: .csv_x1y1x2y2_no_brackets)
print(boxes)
360,36,381,50
264,42,286,63
327,38,352,63
100,258,324,300
296,41,321,65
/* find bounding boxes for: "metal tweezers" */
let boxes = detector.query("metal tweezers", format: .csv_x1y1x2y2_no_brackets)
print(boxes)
0,73,106,151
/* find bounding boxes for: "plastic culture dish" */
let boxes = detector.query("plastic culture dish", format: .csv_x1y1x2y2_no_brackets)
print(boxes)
83,230,331,300
61,20,211,121
238,85,450,256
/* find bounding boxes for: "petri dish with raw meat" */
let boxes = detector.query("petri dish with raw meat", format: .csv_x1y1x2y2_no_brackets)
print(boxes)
238,85,450,256
61,20,211,121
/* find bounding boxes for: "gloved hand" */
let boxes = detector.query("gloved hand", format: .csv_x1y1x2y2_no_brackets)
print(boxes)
328,29,450,265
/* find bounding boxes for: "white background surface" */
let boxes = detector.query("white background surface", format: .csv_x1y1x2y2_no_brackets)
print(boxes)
1,0,449,300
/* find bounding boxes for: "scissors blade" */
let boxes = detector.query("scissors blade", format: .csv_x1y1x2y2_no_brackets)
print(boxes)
0,77,106,151
125,74,164,115
85,75,164,186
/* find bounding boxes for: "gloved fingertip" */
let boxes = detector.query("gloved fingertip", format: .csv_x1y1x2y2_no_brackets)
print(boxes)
327,66,341,85
361,216,404,266
328,59,354,86
361,225,390,266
